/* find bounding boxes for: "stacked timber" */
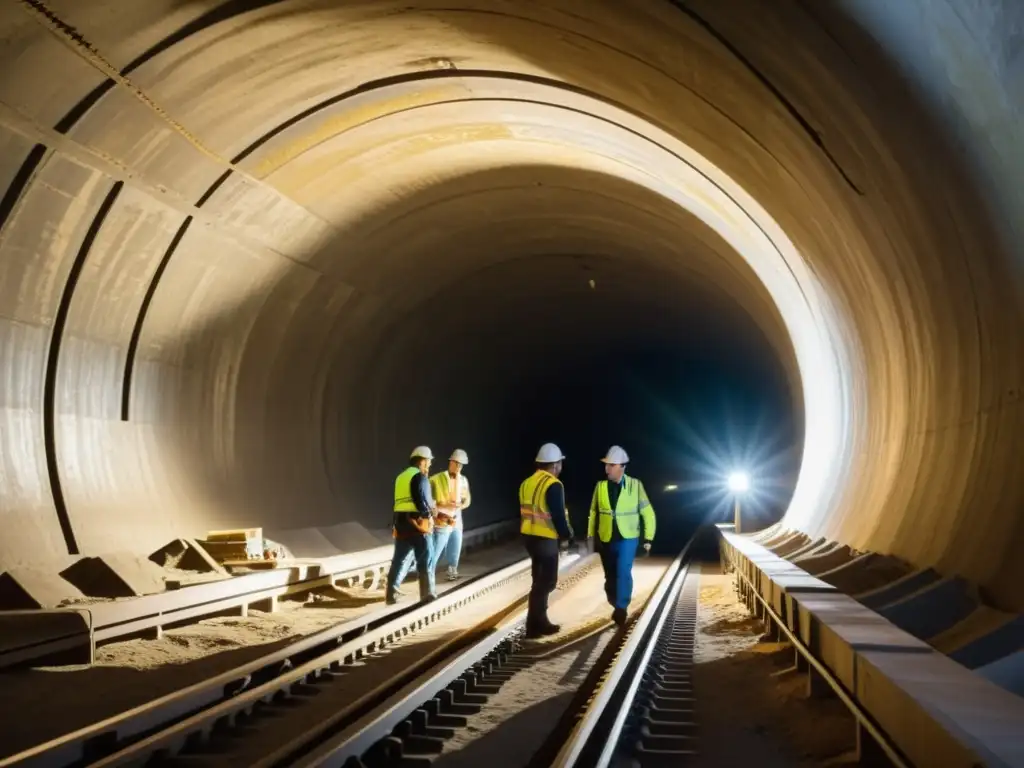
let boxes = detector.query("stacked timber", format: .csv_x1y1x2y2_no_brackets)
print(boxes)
198,528,265,566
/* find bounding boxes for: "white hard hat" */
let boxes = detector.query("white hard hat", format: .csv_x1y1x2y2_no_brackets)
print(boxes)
410,445,434,460
535,443,565,463
449,449,469,465
601,445,630,464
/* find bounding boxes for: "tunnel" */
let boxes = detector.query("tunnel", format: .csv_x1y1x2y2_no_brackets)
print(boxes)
0,0,1021,613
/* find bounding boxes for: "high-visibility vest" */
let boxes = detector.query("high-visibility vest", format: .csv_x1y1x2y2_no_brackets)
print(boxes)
394,467,420,512
587,475,656,543
394,466,433,536
430,471,461,527
519,469,564,539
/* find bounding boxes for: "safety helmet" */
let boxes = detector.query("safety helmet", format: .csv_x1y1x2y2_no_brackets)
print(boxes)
449,449,469,465
410,445,434,460
601,445,630,465
535,443,565,463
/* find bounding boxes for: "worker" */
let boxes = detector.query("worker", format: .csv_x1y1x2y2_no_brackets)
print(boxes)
386,446,438,605
588,445,656,627
430,449,471,581
392,448,472,590
519,443,574,638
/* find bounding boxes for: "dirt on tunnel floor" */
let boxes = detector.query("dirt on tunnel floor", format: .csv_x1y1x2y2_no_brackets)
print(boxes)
694,565,858,766
0,541,527,759
432,557,671,768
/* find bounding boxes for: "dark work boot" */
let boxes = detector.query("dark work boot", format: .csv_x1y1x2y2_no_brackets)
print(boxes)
612,608,627,627
525,622,561,639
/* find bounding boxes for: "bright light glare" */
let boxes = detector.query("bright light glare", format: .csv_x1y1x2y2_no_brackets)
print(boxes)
664,484,679,492
727,471,750,494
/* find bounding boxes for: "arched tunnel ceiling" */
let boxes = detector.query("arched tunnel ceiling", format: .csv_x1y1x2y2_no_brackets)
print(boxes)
0,1,1021,607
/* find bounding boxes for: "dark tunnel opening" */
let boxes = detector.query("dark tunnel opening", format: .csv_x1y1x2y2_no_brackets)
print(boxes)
278,164,805,547
497,337,801,552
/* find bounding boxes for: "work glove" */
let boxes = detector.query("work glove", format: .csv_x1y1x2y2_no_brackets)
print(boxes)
559,539,570,553
642,540,652,556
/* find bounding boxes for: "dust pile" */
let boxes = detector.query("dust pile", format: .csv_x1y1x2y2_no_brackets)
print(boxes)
693,567,857,766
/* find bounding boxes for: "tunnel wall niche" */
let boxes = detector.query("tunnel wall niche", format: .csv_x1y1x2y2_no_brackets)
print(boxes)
0,0,1020,610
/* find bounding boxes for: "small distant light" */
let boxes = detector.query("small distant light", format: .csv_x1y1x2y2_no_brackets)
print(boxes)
727,471,750,494
588,279,596,289
664,484,678,492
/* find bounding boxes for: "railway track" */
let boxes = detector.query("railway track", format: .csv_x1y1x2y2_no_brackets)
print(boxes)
2,548,586,768
9,528,935,768
283,547,689,768
285,531,917,768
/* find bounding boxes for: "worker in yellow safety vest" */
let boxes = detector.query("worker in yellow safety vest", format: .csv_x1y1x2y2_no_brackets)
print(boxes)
588,445,656,626
386,445,438,605
519,443,574,638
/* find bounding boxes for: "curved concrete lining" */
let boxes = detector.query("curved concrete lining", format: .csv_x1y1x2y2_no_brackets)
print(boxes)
0,1,1021,607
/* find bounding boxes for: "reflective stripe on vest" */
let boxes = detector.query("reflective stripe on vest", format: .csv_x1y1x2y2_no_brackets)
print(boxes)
519,470,560,539
595,476,642,542
394,466,420,512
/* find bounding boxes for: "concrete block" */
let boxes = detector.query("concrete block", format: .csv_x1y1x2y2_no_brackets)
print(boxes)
756,560,807,599
770,533,812,557
150,538,229,575
857,648,1024,768
787,537,831,560
319,521,391,553
768,572,835,618
976,648,1024,697
857,568,941,609
749,522,783,544
262,526,341,559
949,614,1024,670
60,552,168,598
0,565,85,609
792,591,931,692
817,552,910,594
877,577,979,641
794,544,856,575
0,610,92,668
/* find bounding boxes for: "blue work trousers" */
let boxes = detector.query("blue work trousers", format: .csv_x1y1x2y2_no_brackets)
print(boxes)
429,526,452,572
444,522,463,570
387,534,435,599
394,527,450,587
599,537,639,610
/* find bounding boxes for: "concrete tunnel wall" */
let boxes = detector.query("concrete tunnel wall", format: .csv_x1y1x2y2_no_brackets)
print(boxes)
0,1,1021,605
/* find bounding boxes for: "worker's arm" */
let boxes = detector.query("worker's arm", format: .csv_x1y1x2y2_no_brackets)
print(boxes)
461,477,471,510
587,484,599,539
410,473,434,517
545,482,574,540
638,481,656,542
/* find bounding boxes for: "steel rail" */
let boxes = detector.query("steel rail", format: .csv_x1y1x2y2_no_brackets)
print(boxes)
730,564,912,768
84,553,540,768
286,553,595,768
550,536,696,768
1,539,528,768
